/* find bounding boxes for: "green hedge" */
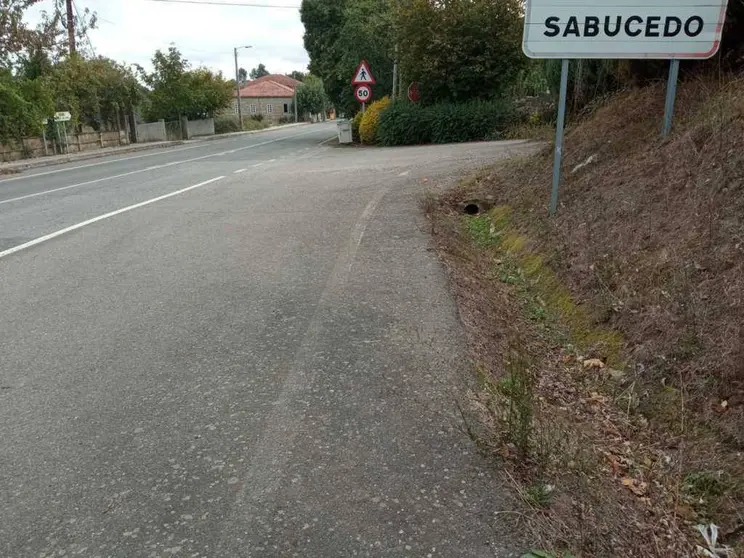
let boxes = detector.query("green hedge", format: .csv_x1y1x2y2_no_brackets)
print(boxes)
377,100,517,146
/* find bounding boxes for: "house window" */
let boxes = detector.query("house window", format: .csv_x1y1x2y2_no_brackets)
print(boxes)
250,104,257,114
283,103,289,113
266,104,273,114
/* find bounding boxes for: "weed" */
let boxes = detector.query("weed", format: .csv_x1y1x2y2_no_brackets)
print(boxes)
476,205,624,365
684,471,728,499
525,483,554,508
500,270,522,285
673,330,705,361
465,215,499,247
503,348,535,457
527,302,548,322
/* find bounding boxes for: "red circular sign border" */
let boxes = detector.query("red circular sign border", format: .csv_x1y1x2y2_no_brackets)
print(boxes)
354,84,373,103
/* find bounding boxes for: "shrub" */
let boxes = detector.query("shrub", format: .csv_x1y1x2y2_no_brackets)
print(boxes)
214,115,269,134
359,96,391,144
278,116,294,125
377,102,432,146
351,111,363,143
214,115,241,134
243,118,268,131
377,99,517,146
250,114,264,122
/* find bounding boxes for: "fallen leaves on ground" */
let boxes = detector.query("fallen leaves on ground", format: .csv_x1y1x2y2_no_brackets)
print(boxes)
582,358,605,369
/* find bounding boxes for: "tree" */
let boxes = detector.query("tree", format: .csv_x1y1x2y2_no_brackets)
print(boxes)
295,74,329,116
393,0,525,105
287,70,306,82
0,0,59,68
238,67,248,84
0,70,53,143
18,47,54,80
50,55,141,131
301,0,348,108
301,0,393,115
249,63,270,79
138,47,232,122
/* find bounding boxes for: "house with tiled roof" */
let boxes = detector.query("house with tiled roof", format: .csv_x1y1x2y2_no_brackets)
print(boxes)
231,75,302,123
252,74,302,89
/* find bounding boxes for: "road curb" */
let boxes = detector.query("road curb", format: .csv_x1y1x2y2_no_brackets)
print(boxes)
194,122,310,142
0,123,314,174
0,141,185,173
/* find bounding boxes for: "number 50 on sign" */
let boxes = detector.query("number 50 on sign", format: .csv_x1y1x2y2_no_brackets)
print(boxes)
355,85,372,104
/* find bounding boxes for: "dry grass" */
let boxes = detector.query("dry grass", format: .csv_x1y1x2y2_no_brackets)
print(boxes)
427,74,744,557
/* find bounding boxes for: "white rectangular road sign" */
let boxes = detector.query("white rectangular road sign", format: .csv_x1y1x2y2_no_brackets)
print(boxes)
54,111,72,122
523,0,729,59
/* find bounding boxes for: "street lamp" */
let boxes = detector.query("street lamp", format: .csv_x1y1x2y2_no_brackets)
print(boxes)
234,45,252,130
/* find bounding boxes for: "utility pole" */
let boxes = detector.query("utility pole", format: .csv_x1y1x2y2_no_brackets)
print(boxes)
234,48,243,130
66,0,76,55
293,86,299,123
233,45,252,131
392,44,398,99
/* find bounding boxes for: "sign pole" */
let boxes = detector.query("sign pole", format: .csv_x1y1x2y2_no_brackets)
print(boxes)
662,59,680,138
550,58,570,217
234,48,243,131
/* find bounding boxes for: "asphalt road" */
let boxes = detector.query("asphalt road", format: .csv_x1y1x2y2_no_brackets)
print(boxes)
0,123,536,557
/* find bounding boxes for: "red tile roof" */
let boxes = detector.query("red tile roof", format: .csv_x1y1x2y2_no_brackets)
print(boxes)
235,80,295,98
253,74,302,89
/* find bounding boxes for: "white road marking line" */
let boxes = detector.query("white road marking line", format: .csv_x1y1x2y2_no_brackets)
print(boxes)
0,162,181,206
252,163,264,168
0,176,225,261
0,142,223,184
0,129,321,204
0,126,318,184
268,159,277,163
234,168,247,174
317,136,336,146
398,170,410,177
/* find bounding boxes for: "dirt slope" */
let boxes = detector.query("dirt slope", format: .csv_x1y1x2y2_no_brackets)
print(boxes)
429,75,744,556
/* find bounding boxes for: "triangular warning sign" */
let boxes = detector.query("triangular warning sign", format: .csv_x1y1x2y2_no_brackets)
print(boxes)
352,60,376,85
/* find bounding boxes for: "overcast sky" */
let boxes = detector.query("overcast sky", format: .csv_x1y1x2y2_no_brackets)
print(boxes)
25,0,309,78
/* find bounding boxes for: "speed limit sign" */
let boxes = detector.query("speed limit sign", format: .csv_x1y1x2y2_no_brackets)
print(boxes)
354,84,372,104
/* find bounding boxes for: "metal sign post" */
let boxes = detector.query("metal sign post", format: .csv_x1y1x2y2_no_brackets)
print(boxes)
55,121,62,154
662,59,681,137
522,0,728,215
53,112,72,154
550,59,570,216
